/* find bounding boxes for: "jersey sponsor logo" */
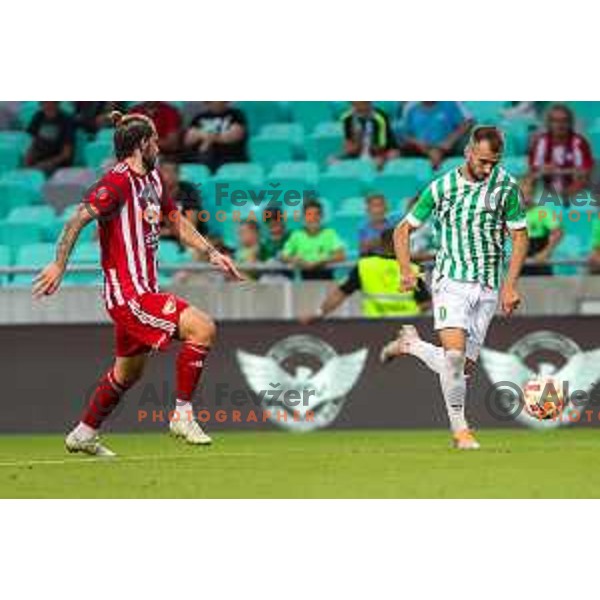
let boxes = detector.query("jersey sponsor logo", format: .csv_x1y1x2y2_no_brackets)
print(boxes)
481,331,600,429
236,335,368,432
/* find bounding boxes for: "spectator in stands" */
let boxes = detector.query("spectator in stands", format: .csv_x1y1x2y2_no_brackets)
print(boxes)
338,102,399,169
184,101,248,173
359,194,394,256
400,101,473,170
158,159,206,240
588,219,600,275
301,229,431,322
520,176,563,276
529,104,594,200
235,220,267,280
129,101,182,156
24,101,75,176
262,207,291,261
72,101,125,136
282,199,346,280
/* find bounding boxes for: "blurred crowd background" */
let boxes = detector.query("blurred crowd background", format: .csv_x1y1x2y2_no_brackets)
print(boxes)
0,100,599,291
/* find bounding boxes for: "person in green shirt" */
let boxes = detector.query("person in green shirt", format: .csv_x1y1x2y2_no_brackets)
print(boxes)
262,207,291,261
589,219,600,274
282,199,346,280
521,176,563,276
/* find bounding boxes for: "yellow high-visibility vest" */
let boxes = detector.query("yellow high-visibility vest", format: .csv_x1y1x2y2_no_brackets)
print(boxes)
357,256,421,318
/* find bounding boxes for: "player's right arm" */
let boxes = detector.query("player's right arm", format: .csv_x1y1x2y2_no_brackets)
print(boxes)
394,184,435,291
32,202,97,298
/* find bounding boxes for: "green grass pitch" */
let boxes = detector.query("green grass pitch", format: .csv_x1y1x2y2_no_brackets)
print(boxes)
1,429,600,498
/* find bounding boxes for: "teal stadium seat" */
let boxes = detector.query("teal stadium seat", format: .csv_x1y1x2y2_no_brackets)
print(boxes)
567,102,600,127
0,245,11,286
502,156,528,177
17,102,40,128
318,173,365,201
250,136,294,171
0,168,45,191
370,173,427,202
383,157,432,180
13,243,55,286
464,101,507,124
327,159,376,182
288,102,334,131
501,121,531,156
260,123,305,148
235,102,287,135
179,164,211,186
0,220,43,249
7,205,56,227
215,162,264,185
159,240,193,266
338,197,366,216
305,122,344,168
64,241,101,285
269,161,319,183
0,181,40,216
83,140,114,169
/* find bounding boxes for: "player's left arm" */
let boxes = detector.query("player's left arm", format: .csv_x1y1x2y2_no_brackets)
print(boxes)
501,185,530,316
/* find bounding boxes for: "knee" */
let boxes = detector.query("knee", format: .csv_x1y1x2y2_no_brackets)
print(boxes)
186,311,217,347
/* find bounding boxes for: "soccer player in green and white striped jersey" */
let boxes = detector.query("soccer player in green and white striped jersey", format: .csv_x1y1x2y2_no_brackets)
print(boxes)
380,126,529,449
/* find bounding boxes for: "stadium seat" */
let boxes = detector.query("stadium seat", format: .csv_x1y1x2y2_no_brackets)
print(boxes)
179,164,211,187
0,244,11,286
0,168,45,191
437,157,464,175
327,159,376,182
0,182,41,217
249,136,294,170
269,161,320,183
215,162,264,185
16,102,39,128
338,196,366,216
305,126,344,168
159,240,193,265
383,158,431,180
568,102,600,127
6,205,56,228
13,242,55,286
235,102,287,135
502,155,528,177
0,220,43,249
318,173,365,201
331,214,363,251
95,128,114,143
0,143,23,175
64,241,101,285
501,120,531,156
43,167,97,214
464,101,507,123
369,173,427,202
288,102,334,131
260,123,305,146
0,130,31,155
83,139,113,169
553,233,586,276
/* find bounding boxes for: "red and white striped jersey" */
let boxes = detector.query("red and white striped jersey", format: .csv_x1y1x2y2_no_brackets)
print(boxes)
85,162,177,309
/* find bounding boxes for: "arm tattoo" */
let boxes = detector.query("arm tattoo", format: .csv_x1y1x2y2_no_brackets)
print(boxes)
55,206,92,268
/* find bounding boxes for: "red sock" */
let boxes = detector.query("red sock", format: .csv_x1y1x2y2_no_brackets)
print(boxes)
81,370,131,429
176,343,210,403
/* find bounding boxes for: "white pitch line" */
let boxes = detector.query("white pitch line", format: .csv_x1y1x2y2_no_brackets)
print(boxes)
0,452,265,468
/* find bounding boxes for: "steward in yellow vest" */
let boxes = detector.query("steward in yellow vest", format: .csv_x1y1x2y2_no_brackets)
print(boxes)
302,228,431,322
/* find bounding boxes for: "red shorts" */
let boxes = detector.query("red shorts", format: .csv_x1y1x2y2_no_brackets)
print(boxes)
108,293,189,357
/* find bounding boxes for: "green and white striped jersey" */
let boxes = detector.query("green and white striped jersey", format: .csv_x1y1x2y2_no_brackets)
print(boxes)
406,166,526,289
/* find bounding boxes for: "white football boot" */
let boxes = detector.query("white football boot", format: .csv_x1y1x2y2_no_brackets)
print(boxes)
380,325,421,364
169,418,212,445
65,428,116,457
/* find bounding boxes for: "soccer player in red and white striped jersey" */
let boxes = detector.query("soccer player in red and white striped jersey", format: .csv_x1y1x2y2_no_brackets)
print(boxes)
34,111,244,456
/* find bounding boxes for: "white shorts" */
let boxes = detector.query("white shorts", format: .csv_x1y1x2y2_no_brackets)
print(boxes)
432,274,499,362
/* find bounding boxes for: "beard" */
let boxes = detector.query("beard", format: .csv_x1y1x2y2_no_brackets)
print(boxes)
142,152,158,172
